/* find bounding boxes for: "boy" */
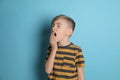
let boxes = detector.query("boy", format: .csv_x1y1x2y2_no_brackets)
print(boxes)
45,14,85,80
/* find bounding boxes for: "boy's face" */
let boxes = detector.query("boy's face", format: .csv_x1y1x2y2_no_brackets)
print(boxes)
51,18,72,42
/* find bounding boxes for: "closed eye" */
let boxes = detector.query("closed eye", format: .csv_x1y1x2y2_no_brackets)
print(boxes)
57,25,61,27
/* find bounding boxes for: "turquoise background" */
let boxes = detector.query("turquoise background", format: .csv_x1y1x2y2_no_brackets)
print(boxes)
0,0,120,80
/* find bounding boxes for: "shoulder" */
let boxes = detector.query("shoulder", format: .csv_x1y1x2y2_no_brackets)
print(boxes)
70,43,82,52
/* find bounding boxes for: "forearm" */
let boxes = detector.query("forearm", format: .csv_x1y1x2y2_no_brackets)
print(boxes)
77,67,84,80
46,28,58,74
45,50,56,74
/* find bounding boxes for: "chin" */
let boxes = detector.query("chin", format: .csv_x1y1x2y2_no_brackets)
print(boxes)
56,39,61,43
57,40,60,43
57,39,63,43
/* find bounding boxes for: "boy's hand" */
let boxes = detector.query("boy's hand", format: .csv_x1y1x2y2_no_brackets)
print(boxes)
50,30,58,51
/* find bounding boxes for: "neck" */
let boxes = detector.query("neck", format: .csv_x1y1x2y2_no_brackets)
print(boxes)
58,37,71,46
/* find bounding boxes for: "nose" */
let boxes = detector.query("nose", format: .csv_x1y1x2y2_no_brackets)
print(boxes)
52,25,56,31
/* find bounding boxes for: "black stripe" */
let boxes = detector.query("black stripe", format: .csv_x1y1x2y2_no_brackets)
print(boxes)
58,47,82,52
54,62,75,68
63,62,76,67
64,56,74,61
76,55,84,59
53,68,76,73
57,51,76,56
55,57,63,60
68,47,82,52
78,48,82,52
76,61,85,64
49,73,77,79
54,62,64,66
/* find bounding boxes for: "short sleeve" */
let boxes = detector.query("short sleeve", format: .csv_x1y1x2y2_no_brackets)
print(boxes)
75,48,85,67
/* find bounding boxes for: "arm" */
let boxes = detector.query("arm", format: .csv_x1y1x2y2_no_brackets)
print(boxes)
45,49,57,74
45,30,57,74
77,67,84,80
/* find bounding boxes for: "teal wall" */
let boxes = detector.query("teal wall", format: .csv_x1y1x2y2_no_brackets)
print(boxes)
0,0,120,80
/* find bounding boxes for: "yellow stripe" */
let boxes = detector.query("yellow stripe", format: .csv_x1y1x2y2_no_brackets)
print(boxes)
48,75,55,79
48,75,77,80
54,59,74,64
77,52,83,55
75,58,84,62
55,54,64,58
54,59,63,63
54,65,76,71
58,48,77,53
76,63,85,67
69,45,80,48
63,59,74,64
54,71,77,76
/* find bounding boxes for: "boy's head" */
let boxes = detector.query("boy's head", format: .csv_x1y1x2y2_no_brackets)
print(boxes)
51,14,76,42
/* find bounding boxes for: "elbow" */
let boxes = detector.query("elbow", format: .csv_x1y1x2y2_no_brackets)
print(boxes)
45,63,52,74
45,69,51,74
45,67,52,74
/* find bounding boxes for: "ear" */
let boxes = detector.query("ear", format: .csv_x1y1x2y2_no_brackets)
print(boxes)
66,28,73,37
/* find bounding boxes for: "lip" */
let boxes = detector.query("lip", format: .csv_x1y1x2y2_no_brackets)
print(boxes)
51,31,57,36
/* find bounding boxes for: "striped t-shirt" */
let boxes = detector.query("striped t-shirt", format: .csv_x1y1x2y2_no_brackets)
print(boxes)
46,42,85,80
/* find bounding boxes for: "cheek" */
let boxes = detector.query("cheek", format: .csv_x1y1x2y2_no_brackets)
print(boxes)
58,30,65,36
56,28,66,38
56,31,64,40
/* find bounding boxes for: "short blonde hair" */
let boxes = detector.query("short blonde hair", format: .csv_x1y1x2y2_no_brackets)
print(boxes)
51,14,76,31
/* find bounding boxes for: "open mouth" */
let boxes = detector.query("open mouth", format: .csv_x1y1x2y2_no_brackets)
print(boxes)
54,33,56,36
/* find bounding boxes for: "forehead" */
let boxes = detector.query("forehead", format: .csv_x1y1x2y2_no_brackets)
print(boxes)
53,18,69,25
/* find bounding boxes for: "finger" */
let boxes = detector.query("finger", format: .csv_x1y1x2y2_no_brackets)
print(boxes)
50,32,55,40
51,31,55,37
50,32,54,37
